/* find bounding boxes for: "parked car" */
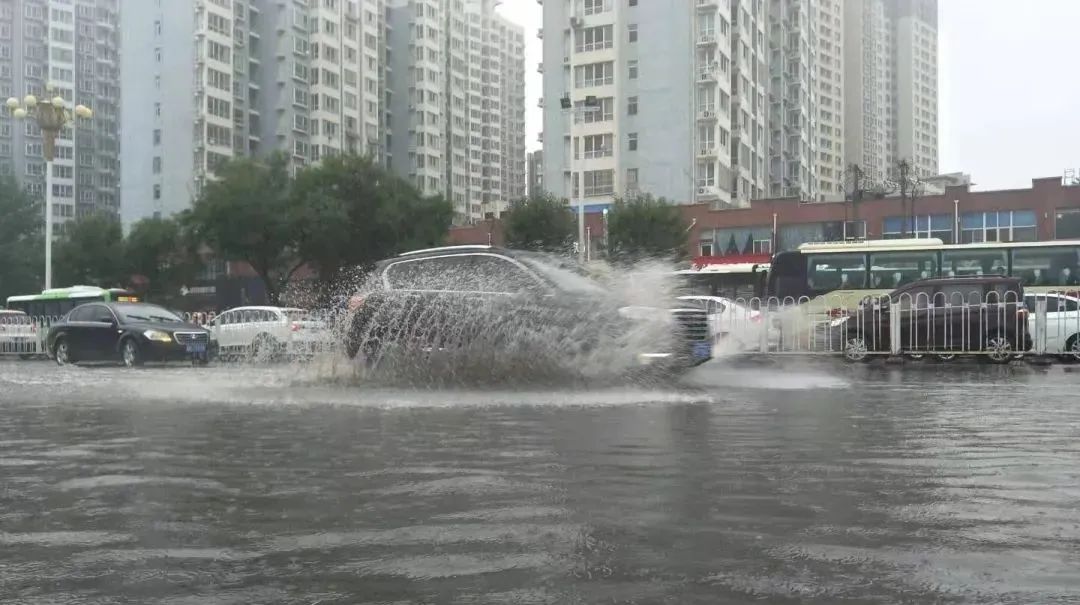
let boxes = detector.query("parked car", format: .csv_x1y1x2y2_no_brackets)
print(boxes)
208,306,332,361
342,245,712,377
677,295,778,353
1024,293,1080,360
46,302,211,367
0,309,38,358
837,276,1032,363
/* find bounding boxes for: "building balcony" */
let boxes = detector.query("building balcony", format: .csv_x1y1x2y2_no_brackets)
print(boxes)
696,107,719,121
696,185,720,200
697,32,717,46
697,144,719,159
696,63,719,82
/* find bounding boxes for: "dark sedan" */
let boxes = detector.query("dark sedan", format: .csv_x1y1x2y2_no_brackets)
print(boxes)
47,302,210,367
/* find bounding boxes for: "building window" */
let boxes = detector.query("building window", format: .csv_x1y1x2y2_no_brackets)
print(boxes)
628,24,638,43
152,157,162,174
583,169,614,197
628,60,638,80
574,61,614,88
1056,209,1080,240
628,96,638,115
628,132,638,151
153,129,161,145
153,184,161,200
574,25,613,53
960,210,1036,244
883,214,953,243
699,241,713,256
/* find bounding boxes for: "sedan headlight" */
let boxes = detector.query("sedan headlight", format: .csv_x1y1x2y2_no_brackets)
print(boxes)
143,329,173,342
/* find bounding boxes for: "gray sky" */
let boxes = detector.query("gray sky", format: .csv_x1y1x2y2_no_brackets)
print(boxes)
497,0,1080,192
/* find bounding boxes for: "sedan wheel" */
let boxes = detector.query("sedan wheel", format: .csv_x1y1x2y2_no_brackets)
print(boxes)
54,339,71,366
844,337,869,363
121,339,143,367
1066,335,1080,362
986,336,1014,364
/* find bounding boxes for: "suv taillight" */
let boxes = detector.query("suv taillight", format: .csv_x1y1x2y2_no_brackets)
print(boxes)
290,321,301,332
347,295,365,311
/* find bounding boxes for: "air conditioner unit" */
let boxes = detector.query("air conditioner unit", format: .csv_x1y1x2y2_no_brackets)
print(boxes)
703,110,714,118
569,16,583,28
698,187,707,194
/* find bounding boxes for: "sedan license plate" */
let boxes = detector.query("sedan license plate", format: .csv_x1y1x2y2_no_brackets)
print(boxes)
186,343,207,354
693,341,712,359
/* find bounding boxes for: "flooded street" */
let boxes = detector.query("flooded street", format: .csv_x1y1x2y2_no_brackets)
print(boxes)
2,360,1080,603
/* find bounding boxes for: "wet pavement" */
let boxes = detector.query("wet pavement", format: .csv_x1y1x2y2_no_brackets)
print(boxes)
1,359,1079,603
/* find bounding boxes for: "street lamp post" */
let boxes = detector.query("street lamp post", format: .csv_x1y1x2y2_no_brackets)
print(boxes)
6,84,92,290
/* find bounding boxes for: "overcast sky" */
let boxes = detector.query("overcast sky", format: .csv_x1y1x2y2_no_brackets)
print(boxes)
496,0,1080,192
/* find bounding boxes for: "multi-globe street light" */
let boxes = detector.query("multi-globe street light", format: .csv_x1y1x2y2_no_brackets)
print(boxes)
5,83,93,290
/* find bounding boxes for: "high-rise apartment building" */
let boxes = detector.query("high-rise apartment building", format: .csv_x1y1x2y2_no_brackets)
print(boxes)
387,0,525,224
0,0,121,232
541,0,773,209
541,0,938,207
121,0,386,227
767,0,815,201
843,0,938,188
813,0,845,200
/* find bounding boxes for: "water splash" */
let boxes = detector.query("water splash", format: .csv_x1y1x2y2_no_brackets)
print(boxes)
316,253,697,388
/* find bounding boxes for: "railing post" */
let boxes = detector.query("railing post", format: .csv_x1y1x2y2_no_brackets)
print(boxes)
889,302,901,356
758,303,770,353
1034,297,1047,355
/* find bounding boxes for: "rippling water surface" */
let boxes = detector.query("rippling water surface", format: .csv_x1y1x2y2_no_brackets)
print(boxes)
2,360,1079,604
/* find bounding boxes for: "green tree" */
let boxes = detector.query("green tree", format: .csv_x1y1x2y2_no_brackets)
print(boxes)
53,212,127,288
0,177,44,301
187,153,296,304
125,214,201,306
290,154,453,284
503,192,576,253
606,193,688,261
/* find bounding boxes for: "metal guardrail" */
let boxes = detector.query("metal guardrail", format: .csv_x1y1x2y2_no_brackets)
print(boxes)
702,291,1080,362
0,315,59,356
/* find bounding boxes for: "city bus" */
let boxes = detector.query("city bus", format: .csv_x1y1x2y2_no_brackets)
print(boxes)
674,254,770,300
767,238,1080,312
6,286,140,317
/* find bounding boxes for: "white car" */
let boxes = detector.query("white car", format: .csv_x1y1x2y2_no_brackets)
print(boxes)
1025,293,1080,360
0,310,39,357
208,306,333,360
678,295,776,354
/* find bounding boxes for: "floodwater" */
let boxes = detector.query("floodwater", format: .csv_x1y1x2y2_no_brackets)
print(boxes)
2,359,1080,603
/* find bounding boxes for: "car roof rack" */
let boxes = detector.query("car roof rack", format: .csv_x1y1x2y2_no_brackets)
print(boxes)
397,245,493,257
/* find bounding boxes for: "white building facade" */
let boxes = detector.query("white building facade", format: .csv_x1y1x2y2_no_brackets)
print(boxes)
121,0,386,228
541,0,938,207
386,0,525,224
0,0,121,232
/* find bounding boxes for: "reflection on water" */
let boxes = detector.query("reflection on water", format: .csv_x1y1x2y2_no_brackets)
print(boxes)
1,361,1080,603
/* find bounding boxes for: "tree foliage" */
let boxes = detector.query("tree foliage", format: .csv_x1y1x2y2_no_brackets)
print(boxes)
184,152,452,303
125,214,201,307
503,192,576,253
53,212,127,288
606,193,688,261
290,154,452,283
0,177,44,302
187,153,295,304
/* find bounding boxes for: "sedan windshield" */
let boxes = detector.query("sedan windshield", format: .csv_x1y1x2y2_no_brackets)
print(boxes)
114,304,183,323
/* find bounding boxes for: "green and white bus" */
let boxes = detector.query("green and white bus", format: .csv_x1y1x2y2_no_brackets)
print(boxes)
6,286,140,317
767,238,1080,312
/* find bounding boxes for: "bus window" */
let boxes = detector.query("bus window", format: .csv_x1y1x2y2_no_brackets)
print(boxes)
1011,246,1080,287
868,251,938,289
942,249,1007,278
807,253,867,291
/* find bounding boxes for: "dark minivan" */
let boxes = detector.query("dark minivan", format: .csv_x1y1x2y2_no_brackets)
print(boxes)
839,276,1031,363
47,302,210,367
